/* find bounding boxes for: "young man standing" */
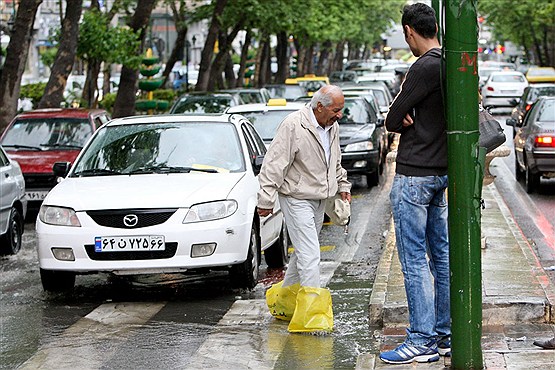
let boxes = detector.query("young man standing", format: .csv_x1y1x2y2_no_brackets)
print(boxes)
379,3,450,364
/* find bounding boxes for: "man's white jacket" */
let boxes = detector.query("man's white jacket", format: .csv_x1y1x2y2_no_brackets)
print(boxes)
257,105,351,210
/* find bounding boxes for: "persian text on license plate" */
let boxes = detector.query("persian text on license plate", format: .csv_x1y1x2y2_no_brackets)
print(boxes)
95,235,165,252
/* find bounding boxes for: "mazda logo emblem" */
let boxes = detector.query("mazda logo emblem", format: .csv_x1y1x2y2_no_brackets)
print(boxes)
123,214,138,227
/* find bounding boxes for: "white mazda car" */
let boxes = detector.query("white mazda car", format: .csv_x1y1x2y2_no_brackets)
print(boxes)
36,114,288,292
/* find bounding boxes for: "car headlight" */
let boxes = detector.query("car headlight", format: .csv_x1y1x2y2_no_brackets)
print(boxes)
183,200,238,223
39,206,81,227
345,141,373,152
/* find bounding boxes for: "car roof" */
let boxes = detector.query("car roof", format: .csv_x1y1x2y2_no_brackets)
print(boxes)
13,108,107,119
105,113,244,127
489,71,525,76
226,101,305,114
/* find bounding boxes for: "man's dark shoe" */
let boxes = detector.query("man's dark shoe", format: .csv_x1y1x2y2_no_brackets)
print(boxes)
533,337,555,350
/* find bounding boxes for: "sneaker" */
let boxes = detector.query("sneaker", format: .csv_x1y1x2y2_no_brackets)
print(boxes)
379,341,440,364
437,338,451,356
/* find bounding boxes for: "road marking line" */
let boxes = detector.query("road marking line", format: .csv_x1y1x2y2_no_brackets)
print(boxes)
19,302,165,370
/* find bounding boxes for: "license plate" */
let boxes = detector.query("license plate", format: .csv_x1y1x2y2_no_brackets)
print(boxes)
501,90,516,94
25,191,49,201
94,235,165,252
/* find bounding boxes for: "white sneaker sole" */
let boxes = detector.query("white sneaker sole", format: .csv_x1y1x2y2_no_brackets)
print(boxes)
380,354,440,364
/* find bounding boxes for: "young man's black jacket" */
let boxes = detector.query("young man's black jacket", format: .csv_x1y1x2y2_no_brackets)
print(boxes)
386,48,447,176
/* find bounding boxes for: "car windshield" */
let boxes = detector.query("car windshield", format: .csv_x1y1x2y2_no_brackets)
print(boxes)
71,121,245,176
528,69,555,76
537,100,555,122
491,74,526,83
530,86,555,100
171,96,233,113
0,118,92,149
282,85,307,100
242,111,292,141
338,99,374,124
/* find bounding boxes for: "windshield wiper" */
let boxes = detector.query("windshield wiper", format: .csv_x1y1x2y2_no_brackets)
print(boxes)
128,165,218,174
40,143,83,149
73,168,122,177
2,144,43,151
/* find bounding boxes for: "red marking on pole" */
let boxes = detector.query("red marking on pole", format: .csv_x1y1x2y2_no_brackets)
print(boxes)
457,53,478,75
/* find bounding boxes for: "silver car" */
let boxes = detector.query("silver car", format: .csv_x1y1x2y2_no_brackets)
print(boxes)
0,146,27,254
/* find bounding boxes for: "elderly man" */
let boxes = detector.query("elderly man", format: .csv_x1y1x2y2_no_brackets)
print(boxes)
258,85,351,333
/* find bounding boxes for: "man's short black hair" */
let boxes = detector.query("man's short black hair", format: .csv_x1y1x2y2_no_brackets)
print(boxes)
402,3,437,39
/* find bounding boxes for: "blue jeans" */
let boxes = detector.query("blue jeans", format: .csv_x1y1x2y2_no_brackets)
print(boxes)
390,174,450,346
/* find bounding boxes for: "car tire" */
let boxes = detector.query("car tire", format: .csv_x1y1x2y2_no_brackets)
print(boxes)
0,207,23,255
366,170,379,188
230,223,260,289
264,222,290,268
525,163,540,194
514,155,524,181
40,268,76,292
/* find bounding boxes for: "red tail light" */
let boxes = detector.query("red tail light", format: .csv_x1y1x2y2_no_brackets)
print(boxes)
487,86,494,91
525,104,532,111
535,136,555,148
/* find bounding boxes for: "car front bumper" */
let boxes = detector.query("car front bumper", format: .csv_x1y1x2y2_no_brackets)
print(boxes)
341,150,380,174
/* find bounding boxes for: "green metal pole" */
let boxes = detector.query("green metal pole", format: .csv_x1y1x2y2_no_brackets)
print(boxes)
444,0,484,368
431,0,442,44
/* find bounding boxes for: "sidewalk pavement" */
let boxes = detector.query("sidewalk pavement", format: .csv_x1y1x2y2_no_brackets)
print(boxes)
356,182,555,369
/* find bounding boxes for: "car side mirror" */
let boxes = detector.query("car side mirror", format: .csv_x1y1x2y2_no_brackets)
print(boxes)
380,107,388,114
505,118,517,127
376,117,385,127
252,155,264,175
53,162,71,178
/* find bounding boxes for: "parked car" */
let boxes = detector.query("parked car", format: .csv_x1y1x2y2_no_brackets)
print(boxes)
525,67,555,84
341,82,393,115
329,70,358,84
481,71,528,109
507,96,555,193
226,99,306,145
479,66,502,89
509,83,555,135
0,146,27,254
221,88,272,104
264,84,308,101
169,92,243,114
36,113,288,292
296,95,387,187
0,108,110,209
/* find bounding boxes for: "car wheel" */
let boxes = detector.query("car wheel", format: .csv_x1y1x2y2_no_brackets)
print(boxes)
0,207,23,255
40,268,76,292
264,222,290,268
366,170,379,188
514,154,524,181
525,163,540,194
230,223,260,289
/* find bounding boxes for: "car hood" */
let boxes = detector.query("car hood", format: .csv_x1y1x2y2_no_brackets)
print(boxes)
339,124,376,144
5,150,80,174
44,173,246,211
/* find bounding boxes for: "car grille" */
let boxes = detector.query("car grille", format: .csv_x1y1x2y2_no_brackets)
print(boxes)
84,242,178,260
87,209,178,229
23,173,57,189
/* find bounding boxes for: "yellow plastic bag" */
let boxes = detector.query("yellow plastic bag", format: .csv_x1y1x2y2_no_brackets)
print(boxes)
288,286,333,333
266,281,300,321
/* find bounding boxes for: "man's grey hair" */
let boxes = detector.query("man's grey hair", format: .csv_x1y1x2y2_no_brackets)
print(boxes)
310,85,343,108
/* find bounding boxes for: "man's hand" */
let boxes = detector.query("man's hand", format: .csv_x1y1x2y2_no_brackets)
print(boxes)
402,113,414,127
257,207,273,217
340,192,351,203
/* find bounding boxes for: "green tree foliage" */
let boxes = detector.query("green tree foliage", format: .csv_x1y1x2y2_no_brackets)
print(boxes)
479,0,554,66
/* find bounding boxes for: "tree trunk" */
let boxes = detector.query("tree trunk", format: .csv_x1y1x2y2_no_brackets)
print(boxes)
530,26,545,66
304,45,314,75
82,60,101,108
224,53,236,88
208,21,242,91
195,0,228,91
275,31,289,84
331,41,345,72
38,0,83,108
111,0,157,118
235,28,251,87
162,26,188,89
0,0,42,132
294,39,304,77
316,41,331,76
259,36,271,87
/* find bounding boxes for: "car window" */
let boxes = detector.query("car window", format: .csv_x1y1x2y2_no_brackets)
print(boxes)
1,118,93,148
0,147,9,167
242,110,291,141
370,89,387,106
72,121,246,175
491,74,526,83
283,85,307,100
171,96,232,114
537,100,555,122
530,86,555,101
339,99,373,124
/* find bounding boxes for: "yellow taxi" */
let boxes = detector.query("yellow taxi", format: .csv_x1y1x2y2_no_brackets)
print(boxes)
526,67,555,83
285,74,330,96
